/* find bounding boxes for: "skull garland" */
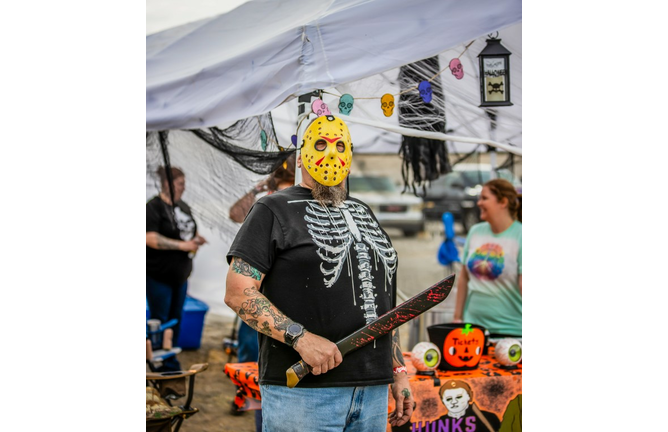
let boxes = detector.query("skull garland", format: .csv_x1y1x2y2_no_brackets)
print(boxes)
449,58,464,80
338,94,354,115
380,93,395,117
418,80,433,103
311,99,332,116
300,115,353,187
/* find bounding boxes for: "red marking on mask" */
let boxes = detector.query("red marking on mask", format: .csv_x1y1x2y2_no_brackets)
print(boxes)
315,156,325,166
319,135,341,143
339,158,346,167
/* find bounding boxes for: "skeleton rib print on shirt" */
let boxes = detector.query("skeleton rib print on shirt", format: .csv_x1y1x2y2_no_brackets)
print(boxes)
292,198,398,324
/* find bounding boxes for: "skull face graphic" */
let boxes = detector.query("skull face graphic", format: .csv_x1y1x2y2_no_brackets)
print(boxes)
338,94,354,115
418,80,432,103
449,58,464,80
311,99,332,116
380,93,395,117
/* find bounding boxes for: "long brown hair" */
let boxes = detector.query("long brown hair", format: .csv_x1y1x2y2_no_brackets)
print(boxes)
484,178,521,222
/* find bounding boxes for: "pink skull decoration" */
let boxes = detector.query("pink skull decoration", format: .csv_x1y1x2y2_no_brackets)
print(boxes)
449,58,464,80
311,99,332,116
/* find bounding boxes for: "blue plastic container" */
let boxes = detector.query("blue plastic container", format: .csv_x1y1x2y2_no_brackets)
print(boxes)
178,296,209,349
146,295,209,350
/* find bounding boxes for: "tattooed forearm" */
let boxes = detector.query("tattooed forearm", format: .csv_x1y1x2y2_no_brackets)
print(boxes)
237,285,295,338
232,257,262,280
156,234,182,250
392,329,405,366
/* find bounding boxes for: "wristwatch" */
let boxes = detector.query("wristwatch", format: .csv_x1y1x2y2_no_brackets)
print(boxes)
284,322,305,347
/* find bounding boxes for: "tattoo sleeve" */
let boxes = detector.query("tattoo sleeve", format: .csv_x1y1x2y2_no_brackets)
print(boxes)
231,257,262,281
155,234,182,250
234,284,296,341
391,328,405,367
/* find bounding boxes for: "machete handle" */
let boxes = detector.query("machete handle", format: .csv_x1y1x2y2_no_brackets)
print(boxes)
286,360,310,388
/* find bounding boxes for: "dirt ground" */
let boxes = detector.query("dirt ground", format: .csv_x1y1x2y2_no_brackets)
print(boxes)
168,313,257,432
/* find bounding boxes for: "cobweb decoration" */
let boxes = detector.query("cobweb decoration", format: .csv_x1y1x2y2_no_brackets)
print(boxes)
398,56,452,196
146,113,294,241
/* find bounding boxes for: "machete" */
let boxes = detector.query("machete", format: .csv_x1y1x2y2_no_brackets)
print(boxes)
286,274,455,388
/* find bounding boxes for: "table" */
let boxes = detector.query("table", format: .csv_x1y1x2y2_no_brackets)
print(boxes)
224,349,522,431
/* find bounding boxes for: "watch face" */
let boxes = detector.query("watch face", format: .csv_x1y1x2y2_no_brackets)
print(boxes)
287,323,302,336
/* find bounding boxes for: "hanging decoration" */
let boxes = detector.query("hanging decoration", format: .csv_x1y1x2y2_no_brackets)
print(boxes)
398,56,451,196
338,94,354,115
380,94,395,117
260,130,268,151
291,135,298,147
311,99,332,116
448,58,464,79
478,33,513,107
418,80,433,103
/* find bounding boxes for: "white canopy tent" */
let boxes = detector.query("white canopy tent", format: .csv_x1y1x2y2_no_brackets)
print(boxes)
147,0,521,152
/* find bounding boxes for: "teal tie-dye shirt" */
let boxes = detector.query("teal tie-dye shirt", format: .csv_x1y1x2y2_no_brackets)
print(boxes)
462,221,522,336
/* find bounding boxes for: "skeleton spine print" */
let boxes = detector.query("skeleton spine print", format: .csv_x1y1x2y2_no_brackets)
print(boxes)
297,199,397,323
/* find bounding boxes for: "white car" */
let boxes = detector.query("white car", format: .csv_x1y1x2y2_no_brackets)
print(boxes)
348,175,424,237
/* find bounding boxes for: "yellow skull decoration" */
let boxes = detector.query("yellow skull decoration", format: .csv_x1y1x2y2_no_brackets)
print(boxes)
301,115,353,187
381,93,395,117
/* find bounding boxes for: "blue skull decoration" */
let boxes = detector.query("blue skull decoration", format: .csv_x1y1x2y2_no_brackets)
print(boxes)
338,94,354,115
418,80,433,103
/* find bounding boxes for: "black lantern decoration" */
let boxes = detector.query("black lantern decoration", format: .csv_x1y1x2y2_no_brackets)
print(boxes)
478,34,513,107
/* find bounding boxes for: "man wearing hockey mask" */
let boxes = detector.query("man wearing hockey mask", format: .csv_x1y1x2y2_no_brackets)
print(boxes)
298,114,353,206
225,114,414,431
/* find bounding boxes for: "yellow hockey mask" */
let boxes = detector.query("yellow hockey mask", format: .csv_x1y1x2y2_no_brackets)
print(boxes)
301,115,353,186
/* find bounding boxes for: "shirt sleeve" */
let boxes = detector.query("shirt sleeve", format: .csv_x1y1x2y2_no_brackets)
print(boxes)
227,202,283,274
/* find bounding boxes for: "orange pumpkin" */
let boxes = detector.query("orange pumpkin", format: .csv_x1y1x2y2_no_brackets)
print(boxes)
442,323,485,369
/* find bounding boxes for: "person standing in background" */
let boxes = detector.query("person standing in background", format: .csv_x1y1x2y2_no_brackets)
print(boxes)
146,166,207,372
453,178,521,338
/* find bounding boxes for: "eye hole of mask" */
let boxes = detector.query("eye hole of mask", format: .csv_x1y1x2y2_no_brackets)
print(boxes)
314,140,327,151
336,141,345,152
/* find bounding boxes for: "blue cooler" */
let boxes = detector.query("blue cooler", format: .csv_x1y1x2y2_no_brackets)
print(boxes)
178,296,209,349
146,295,209,350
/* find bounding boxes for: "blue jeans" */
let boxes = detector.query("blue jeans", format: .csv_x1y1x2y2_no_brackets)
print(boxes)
260,384,389,432
146,276,188,371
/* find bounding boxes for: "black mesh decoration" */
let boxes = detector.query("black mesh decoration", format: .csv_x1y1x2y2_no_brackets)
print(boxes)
190,112,294,175
398,56,452,197
146,112,296,239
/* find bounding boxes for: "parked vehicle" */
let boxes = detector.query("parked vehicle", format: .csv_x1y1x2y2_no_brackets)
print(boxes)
348,175,425,237
422,164,522,233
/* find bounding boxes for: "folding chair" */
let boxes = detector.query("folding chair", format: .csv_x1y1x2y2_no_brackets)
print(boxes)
146,363,209,432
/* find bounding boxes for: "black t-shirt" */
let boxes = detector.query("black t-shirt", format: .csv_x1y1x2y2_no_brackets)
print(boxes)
146,196,197,287
227,185,399,388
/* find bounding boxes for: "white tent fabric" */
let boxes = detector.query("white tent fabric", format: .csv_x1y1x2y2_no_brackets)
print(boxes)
146,0,521,131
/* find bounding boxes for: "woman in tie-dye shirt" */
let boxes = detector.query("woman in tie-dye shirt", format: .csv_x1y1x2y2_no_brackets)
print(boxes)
453,179,522,337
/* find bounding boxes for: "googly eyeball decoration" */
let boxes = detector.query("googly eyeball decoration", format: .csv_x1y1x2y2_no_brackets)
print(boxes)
411,342,441,372
418,80,433,103
494,338,522,367
311,99,332,117
338,94,354,115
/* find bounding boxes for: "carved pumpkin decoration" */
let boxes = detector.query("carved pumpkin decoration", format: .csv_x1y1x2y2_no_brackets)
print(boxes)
427,323,486,371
